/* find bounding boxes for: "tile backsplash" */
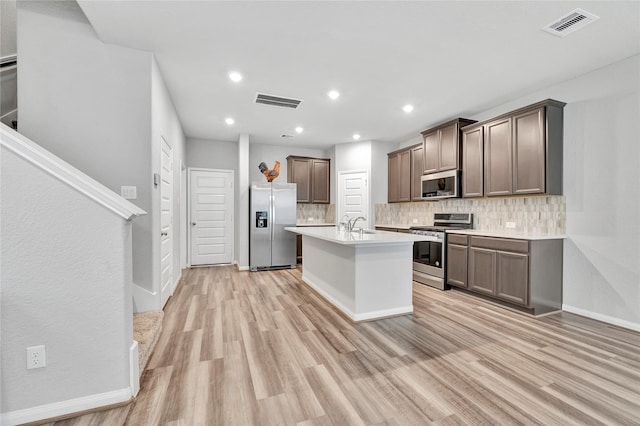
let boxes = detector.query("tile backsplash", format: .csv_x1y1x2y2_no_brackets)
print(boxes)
376,195,565,235
296,204,335,224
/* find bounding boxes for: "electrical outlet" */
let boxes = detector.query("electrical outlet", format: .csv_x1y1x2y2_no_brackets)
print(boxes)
26,345,46,370
506,221,516,229
412,218,418,223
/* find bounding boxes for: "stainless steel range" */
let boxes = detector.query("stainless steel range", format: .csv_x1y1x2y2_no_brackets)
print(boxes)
410,213,473,290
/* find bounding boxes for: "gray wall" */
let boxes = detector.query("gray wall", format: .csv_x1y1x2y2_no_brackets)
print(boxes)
187,138,238,170
1,0,17,126
248,143,329,185
151,58,186,299
1,0,16,56
18,2,155,293
371,141,396,208
469,55,640,329
1,144,134,415
186,137,239,263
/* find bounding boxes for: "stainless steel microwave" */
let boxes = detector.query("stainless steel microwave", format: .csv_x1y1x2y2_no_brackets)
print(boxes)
420,169,461,200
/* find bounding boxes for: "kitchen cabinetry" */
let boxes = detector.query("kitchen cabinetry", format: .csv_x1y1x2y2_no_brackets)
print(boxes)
387,144,423,203
484,117,513,196
461,127,484,198
461,99,565,198
388,149,411,203
410,144,424,201
446,234,468,288
463,235,562,314
421,118,476,174
286,156,330,204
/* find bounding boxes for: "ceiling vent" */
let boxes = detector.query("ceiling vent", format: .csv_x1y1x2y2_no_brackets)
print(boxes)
255,93,302,109
542,8,599,37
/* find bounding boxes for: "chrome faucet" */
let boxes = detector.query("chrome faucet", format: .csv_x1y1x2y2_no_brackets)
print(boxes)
339,214,350,232
347,216,366,233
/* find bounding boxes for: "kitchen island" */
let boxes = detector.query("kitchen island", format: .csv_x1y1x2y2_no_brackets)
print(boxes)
285,226,432,322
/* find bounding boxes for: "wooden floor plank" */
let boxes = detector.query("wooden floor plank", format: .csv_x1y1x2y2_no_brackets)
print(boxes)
50,266,640,426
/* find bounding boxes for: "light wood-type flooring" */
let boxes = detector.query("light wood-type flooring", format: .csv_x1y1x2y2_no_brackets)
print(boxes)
48,265,640,425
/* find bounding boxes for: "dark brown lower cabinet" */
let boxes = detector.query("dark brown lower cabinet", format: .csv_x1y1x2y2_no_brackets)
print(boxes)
468,247,496,295
496,251,529,306
446,234,468,288
296,234,302,263
464,235,562,315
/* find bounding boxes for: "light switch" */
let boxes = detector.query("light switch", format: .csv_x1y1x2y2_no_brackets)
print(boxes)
121,186,137,200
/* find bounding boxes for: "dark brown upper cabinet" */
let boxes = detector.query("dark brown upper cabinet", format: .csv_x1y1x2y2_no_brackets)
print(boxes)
388,143,423,203
461,99,565,198
410,144,424,201
286,156,331,204
387,148,411,203
461,126,484,198
421,118,476,175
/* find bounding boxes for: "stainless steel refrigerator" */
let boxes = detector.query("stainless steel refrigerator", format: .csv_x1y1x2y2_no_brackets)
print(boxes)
250,182,297,271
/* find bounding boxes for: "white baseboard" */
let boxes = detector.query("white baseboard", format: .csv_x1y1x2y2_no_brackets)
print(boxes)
130,341,140,396
1,388,131,426
173,270,183,293
562,304,640,332
132,283,158,313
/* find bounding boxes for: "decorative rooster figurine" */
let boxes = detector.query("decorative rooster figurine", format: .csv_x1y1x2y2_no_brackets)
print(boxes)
258,160,281,182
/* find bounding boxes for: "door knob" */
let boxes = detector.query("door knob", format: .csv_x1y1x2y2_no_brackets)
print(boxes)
192,222,196,226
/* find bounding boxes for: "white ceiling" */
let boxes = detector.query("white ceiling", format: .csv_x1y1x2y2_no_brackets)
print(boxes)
76,1,640,149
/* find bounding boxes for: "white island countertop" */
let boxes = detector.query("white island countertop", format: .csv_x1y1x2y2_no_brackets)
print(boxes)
285,226,434,246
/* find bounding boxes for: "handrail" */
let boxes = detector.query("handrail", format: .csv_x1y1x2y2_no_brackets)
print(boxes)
0,123,146,221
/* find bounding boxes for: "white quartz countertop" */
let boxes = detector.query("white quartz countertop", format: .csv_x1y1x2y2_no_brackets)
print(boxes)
446,229,566,240
285,226,435,246
374,224,424,230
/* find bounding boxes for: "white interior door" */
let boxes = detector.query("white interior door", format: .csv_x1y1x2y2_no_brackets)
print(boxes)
189,169,234,266
160,137,173,307
338,170,370,229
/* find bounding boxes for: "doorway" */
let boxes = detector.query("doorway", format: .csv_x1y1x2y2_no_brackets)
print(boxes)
337,170,370,230
160,137,173,307
189,168,234,266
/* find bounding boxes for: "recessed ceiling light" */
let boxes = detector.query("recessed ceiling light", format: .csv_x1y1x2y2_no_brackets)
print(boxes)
352,133,361,140
402,104,414,113
328,90,340,100
295,126,304,133
225,117,235,125
228,72,243,82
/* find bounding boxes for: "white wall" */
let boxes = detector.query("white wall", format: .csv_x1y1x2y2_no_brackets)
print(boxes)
466,55,640,330
151,58,186,301
1,146,133,418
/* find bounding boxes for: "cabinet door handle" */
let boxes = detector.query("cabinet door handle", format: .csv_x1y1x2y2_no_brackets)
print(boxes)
192,222,196,226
